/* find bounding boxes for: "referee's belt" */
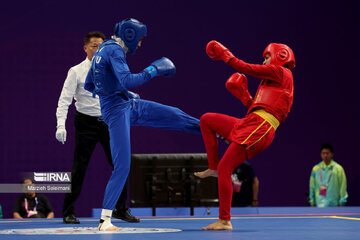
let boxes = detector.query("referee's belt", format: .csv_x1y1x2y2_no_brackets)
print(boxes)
76,111,103,122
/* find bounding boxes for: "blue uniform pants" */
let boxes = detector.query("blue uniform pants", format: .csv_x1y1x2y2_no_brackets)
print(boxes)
101,99,200,210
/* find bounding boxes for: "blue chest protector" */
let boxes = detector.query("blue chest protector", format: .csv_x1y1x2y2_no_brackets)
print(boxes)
84,40,151,97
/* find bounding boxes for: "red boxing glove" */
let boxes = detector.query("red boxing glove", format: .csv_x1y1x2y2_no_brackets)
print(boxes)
226,73,253,108
206,40,235,63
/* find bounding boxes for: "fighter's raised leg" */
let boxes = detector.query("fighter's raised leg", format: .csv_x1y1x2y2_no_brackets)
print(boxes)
130,99,200,134
194,113,237,178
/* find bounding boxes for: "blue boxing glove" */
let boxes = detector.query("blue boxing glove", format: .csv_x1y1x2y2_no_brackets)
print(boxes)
144,57,176,78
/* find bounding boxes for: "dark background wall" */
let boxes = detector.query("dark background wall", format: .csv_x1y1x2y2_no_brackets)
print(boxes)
0,0,358,218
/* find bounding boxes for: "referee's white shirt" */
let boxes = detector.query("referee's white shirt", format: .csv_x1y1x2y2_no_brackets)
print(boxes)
56,58,101,128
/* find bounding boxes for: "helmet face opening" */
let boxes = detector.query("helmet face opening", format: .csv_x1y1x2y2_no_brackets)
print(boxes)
114,18,147,54
263,43,295,69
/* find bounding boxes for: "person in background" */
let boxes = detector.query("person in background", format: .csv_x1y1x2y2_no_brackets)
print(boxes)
13,178,54,219
309,143,348,207
231,161,259,207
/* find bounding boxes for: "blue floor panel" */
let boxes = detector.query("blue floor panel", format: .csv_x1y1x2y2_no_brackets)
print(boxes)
1,207,359,240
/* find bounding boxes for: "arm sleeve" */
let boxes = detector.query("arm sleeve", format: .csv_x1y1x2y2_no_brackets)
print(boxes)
109,48,151,89
248,164,256,180
56,68,77,127
338,166,348,206
13,196,22,213
228,58,284,83
309,169,316,205
40,195,53,215
84,69,95,93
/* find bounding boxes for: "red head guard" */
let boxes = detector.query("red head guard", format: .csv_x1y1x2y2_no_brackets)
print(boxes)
263,43,295,69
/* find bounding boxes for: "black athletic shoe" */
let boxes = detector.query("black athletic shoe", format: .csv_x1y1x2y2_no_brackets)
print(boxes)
112,209,140,223
63,215,80,224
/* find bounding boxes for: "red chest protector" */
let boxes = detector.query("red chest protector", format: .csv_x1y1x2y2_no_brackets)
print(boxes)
248,68,294,123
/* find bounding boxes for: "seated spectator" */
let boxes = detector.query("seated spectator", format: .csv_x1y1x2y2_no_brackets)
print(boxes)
309,143,348,207
231,161,259,207
13,178,54,219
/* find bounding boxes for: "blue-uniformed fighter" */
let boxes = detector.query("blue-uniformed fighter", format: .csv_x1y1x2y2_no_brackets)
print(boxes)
84,18,200,231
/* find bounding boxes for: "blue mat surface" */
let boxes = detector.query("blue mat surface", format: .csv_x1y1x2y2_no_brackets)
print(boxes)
1,207,359,240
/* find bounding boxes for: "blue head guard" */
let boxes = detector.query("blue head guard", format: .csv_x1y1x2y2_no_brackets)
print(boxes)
114,18,147,54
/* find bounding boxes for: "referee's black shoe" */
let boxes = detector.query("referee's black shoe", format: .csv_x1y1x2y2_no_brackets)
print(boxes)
112,209,140,223
63,215,80,224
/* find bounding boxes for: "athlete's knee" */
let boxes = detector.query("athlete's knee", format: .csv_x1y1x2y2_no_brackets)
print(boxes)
200,113,216,127
113,160,130,174
112,166,130,179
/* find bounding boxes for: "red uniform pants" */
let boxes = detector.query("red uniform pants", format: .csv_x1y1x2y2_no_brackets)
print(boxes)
200,112,276,220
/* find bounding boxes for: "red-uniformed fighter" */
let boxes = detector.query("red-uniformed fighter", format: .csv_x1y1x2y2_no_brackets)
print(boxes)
195,41,295,230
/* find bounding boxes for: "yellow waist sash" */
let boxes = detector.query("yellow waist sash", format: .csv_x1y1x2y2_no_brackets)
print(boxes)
252,109,280,130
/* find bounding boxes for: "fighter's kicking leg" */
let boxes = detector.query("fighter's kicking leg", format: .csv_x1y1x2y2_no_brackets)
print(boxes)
130,99,200,134
194,112,237,179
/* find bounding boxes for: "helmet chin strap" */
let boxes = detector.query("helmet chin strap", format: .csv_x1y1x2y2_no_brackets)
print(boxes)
111,35,129,54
